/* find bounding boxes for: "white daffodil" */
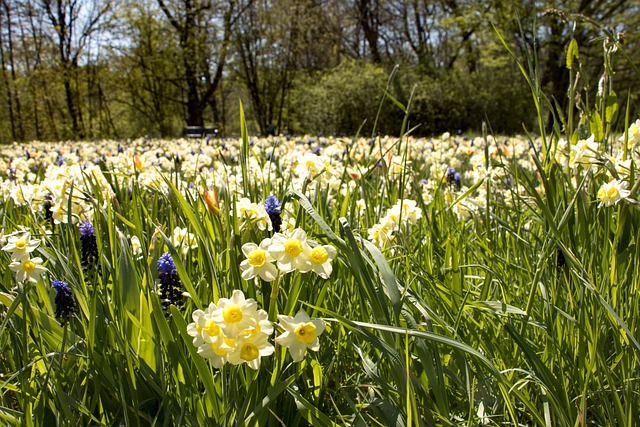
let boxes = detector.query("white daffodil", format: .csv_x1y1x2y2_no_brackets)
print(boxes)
392,199,423,226
570,134,599,168
197,335,235,369
187,302,219,346
236,198,272,231
243,309,274,337
130,235,143,258
597,179,631,207
619,119,640,148
9,255,47,283
2,232,40,261
275,309,326,362
212,289,258,338
226,332,275,370
240,239,278,282
171,226,198,255
368,223,394,249
268,228,312,273
308,244,337,279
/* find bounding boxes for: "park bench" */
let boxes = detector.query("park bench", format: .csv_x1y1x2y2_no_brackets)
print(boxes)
182,126,219,139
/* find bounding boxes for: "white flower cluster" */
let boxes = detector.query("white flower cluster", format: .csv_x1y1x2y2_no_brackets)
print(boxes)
234,197,272,231
171,226,198,255
569,134,599,168
367,199,422,249
619,119,640,149
2,126,639,230
597,179,630,207
1,162,112,224
2,231,47,283
187,290,326,368
240,228,337,281
552,123,639,208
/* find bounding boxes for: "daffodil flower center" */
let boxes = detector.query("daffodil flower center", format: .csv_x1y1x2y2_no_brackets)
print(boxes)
247,249,267,267
310,247,329,264
598,188,606,200
15,240,27,250
239,343,259,361
23,260,36,272
204,319,220,336
294,322,317,344
223,305,243,324
212,342,228,356
607,187,619,198
284,239,303,257
244,323,261,336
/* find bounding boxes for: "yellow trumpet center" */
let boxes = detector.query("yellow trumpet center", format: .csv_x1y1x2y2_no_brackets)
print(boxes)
247,249,267,267
212,342,229,356
15,239,27,250
239,343,259,361
294,322,317,344
310,247,329,264
284,239,303,257
607,187,619,198
597,188,606,200
204,319,220,336
23,260,36,272
223,305,243,324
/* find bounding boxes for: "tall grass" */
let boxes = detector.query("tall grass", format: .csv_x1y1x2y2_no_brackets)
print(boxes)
1,16,640,427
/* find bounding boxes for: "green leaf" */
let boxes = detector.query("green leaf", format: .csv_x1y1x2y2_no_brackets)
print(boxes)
606,91,618,124
566,38,579,69
590,110,604,142
286,190,347,251
360,238,401,321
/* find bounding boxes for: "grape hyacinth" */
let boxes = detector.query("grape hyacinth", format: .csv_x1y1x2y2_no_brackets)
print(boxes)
157,252,184,316
52,280,77,322
556,246,566,271
43,193,54,227
264,195,282,234
445,166,461,191
79,221,98,271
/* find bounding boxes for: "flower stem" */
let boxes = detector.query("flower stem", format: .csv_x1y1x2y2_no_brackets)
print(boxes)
268,274,281,322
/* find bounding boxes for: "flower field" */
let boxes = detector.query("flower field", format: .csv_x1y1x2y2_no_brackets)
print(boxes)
1,109,640,426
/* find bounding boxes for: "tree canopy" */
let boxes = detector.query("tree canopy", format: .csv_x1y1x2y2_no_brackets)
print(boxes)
1,0,639,142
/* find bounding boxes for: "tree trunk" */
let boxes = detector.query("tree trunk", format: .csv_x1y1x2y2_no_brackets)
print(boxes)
63,69,82,137
357,0,381,63
1,0,25,140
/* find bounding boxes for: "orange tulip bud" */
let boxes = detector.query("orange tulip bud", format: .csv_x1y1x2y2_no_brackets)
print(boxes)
203,188,220,214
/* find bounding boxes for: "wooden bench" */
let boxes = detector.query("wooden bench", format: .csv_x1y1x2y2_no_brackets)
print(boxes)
182,126,219,139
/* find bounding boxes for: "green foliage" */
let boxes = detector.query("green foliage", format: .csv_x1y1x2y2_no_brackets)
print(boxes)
289,60,405,136
411,65,535,135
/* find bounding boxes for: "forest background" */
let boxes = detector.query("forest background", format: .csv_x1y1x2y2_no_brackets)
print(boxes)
1,0,639,143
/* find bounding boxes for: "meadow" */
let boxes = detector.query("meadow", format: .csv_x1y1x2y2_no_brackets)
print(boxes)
2,43,640,426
